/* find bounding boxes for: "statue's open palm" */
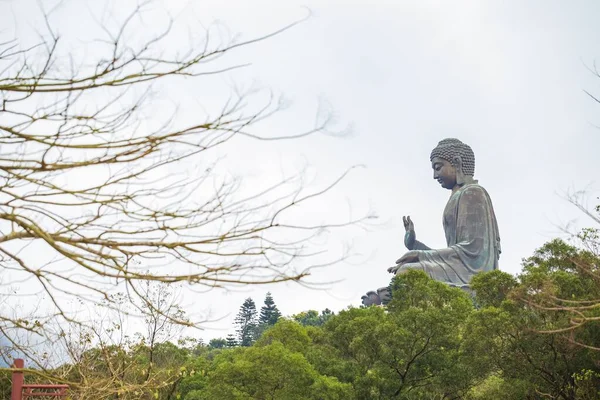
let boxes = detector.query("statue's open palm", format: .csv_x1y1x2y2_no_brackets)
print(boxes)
403,216,416,250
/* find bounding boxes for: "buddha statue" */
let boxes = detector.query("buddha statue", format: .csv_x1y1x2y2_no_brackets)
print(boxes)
361,138,501,306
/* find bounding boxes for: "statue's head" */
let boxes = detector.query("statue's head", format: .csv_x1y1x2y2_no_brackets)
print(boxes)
430,138,475,190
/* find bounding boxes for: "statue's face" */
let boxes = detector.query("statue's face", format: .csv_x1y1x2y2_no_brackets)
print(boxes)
431,157,456,190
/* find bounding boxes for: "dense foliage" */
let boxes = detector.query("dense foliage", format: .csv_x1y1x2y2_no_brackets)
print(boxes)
5,226,600,399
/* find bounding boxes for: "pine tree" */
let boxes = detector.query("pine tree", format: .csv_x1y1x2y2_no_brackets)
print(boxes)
208,338,227,349
235,297,258,347
259,292,282,326
226,333,238,347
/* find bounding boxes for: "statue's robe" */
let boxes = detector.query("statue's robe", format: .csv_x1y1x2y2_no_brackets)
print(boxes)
401,182,501,288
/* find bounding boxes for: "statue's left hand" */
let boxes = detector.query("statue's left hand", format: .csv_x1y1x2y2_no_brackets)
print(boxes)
388,250,420,274
396,250,420,265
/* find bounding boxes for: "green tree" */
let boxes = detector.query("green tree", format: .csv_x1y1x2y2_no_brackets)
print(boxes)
255,320,312,354
208,338,227,349
235,298,258,347
315,271,475,399
466,374,530,400
518,236,600,349
259,292,282,326
0,370,9,400
199,342,350,399
226,334,238,348
465,265,600,400
176,352,213,399
292,309,335,327
254,292,283,339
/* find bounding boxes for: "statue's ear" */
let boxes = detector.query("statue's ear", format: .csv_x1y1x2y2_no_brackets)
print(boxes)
452,156,463,170
453,156,466,185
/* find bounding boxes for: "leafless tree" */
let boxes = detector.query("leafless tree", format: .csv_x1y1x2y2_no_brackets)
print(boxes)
51,284,191,399
0,0,372,370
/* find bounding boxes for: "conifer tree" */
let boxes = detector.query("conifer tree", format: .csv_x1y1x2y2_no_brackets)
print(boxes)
259,292,282,326
208,338,227,349
226,334,238,347
235,298,258,347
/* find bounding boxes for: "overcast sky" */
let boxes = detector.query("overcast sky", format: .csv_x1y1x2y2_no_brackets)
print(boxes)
2,0,600,342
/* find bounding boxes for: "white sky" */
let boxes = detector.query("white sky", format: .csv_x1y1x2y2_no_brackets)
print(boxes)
2,0,600,342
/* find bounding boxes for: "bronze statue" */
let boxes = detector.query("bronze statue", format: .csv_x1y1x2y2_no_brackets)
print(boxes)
361,138,500,306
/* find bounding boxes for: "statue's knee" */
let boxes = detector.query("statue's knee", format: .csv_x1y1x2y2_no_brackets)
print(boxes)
394,263,420,275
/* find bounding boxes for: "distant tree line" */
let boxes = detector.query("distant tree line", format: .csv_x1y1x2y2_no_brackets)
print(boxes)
208,292,337,349
208,292,283,349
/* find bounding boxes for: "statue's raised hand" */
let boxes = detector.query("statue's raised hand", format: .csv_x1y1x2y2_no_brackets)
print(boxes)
403,216,416,250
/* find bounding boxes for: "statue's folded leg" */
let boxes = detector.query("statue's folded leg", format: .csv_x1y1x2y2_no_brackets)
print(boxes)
377,286,392,304
361,290,381,306
360,286,394,306
394,261,425,275
396,261,476,299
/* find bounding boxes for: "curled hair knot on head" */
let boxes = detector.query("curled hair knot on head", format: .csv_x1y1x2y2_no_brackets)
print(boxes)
430,138,475,176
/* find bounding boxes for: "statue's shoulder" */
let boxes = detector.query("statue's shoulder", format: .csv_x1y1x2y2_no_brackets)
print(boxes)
460,183,492,200
461,183,486,194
